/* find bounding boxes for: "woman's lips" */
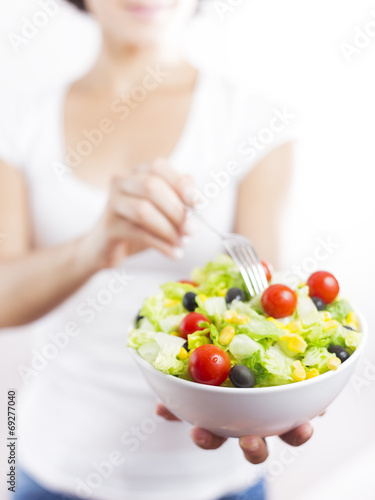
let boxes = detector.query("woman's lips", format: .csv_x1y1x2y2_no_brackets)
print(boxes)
126,4,171,21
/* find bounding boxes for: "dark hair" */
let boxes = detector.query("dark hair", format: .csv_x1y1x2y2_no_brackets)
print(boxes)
65,0,204,12
66,0,86,11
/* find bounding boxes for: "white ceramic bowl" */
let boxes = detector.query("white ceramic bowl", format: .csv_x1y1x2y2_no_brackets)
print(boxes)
130,313,367,438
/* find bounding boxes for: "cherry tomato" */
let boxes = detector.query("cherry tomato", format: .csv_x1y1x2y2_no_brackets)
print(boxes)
179,312,210,340
261,260,272,282
261,284,297,318
188,345,231,386
179,280,198,286
307,271,339,305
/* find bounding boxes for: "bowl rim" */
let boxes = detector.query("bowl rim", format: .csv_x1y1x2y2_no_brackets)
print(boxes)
129,310,368,395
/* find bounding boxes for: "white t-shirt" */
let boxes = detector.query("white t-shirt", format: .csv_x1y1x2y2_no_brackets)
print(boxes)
0,72,290,500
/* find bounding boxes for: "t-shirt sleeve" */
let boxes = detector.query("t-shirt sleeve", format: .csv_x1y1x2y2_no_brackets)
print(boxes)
226,91,297,183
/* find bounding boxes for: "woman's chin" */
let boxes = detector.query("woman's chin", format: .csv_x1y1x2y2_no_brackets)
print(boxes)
112,26,172,48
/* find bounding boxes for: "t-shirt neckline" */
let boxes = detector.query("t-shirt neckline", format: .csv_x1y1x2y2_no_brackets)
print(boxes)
56,71,205,197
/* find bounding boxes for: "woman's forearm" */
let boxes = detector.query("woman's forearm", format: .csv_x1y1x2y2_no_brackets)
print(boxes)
0,237,96,328
0,161,191,328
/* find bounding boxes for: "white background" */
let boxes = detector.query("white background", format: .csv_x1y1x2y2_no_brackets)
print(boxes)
0,0,375,499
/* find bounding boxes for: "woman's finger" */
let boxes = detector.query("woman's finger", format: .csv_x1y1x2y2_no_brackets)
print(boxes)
111,218,183,260
190,428,227,450
155,403,181,421
112,193,182,246
139,159,196,206
239,436,269,464
119,174,186,231
279,423,314,446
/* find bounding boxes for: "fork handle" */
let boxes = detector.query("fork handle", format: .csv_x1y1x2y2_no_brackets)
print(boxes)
185,206,223,238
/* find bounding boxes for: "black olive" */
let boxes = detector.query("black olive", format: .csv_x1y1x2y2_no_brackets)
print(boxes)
229,365,256,388
225,287,245,304
183,292,198,312
344,325,355,332
328,345,350,363
311,296,326,311
182,341,190,352
135,311,144,326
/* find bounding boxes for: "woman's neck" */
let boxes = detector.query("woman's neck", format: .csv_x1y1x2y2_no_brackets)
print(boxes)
84,35,186,95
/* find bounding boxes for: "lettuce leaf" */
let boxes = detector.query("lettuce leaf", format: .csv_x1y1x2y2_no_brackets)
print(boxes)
159,314,186,334
128,329,185,350
191,254,246,297
260,345,294,386
128,329,186,375
140,293,185,331
244,350,270,386
140,294,164,330
326,298,352,322
330,325,362,353
152,343,186,375
160,282,196,300
301,346,332,371
303,321,331,347
187,331,211,350
296,286,321,325
228,334,265,361
196,297,227,320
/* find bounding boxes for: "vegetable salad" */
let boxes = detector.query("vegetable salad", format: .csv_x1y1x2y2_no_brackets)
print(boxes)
128,255,362,388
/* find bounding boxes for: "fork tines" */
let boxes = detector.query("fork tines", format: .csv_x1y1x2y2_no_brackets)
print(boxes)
224,235,268,298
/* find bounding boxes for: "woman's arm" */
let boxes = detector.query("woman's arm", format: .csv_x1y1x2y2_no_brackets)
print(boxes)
235,141,294,268
0,160,103,327
0,160,193,328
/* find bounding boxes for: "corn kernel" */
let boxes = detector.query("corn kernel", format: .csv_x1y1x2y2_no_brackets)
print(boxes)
223,310,235,321
198,294,208,303
289,336,307,353
280,334,307,354
170,331,180,337
286,321,302,333
292,360,304,369
223,310,249,325
346,311,359,330
322,320,338,331
219,326,236,345
327,356,341,371
306,368,319,379
164,299,180,307
323,312,332,321
292,361,306,382
178,347,189,360
267,317,286,329
218,289,227,297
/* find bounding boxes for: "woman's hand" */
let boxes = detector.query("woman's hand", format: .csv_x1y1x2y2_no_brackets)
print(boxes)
155,403,314,465
80,159,196,271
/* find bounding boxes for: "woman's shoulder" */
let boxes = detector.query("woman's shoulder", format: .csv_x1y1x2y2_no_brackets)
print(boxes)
200,70,273,107
198,69,281,131
0,82,67,170
195,69,295,178
1,81,67,121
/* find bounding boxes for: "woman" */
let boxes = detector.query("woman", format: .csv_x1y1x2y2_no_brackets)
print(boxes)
0,1,313,499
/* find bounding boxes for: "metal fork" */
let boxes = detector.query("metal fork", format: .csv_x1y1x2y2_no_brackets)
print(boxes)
187,208,268,297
